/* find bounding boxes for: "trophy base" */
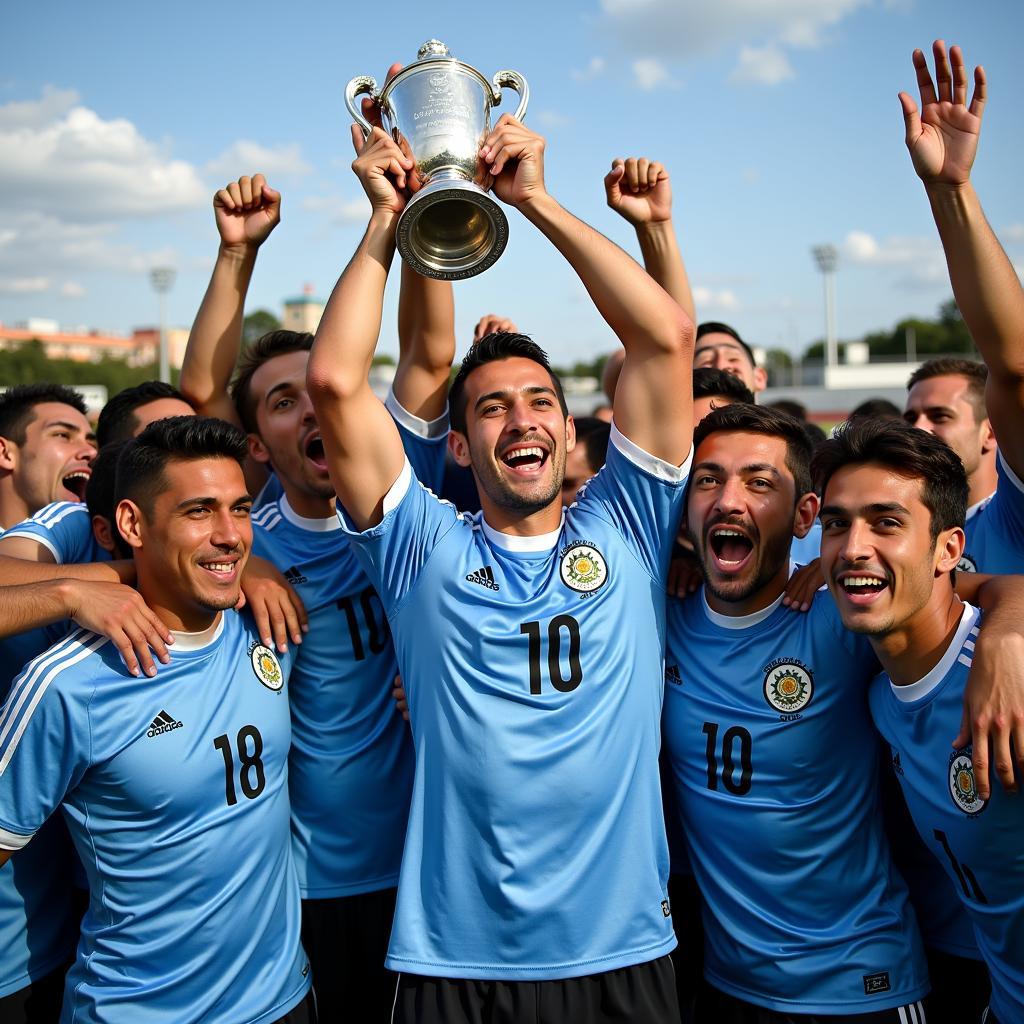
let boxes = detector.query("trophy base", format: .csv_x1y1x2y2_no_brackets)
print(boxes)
397,178,509,281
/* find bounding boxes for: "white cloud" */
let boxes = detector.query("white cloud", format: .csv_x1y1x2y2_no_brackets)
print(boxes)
204,141,311,181
571,56,606,82
632,58,675,91
302,195,369,224
693,285,739,310
0,85,79,129
0,277,49,295
0,97,206,221
742,168,761,184
60,281,86,298
842,229,949,288
1002,223,1024,243
730,44,794,85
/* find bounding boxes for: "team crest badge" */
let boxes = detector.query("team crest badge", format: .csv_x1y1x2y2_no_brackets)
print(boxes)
763,659,813,715
559,542,608,594
249,642,283,691
948,749,986,815
957,554,978,574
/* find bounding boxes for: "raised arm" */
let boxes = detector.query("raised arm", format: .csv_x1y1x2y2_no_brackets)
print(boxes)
481,118,694,464
179,174,282,425
306,127,413,531
902,41,1024,475
604,157,695,322
393,263,456,421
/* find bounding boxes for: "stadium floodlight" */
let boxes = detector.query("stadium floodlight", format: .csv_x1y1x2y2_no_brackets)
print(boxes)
149,267,176,384
811,245,839,369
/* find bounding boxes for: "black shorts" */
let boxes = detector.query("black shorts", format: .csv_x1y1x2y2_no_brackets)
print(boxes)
921,948,989,1024
272,990,317,1024
391,953,679,1024
301,888,397,1023
668,872,703,1024
0,963,69,1024
693,983,928,1023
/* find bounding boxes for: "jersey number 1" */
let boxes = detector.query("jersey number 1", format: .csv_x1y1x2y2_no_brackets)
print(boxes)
213,726,267,806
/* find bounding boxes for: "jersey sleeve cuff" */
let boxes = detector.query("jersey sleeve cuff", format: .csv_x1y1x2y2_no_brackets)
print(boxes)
609,420,692,484
385,389,450,440
1,532,61,561
336,458,414,534
0,826,33,851
998,449,1024,495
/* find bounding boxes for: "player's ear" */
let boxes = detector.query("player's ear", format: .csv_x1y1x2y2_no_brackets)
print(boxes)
565,414,576,453
448,429,472,468
248,432,272,466
752,366,768,393
793,491,819,539
115,499,145,551
935,525,965,577
91,514,118,555
979,417,996,455
0,435,17,472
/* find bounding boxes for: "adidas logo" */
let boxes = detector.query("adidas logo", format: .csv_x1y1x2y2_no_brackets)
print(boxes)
146,710,183,738
284,566,308,586
466,565,500,591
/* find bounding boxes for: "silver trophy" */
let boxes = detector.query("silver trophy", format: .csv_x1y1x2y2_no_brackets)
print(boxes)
346,40,529,280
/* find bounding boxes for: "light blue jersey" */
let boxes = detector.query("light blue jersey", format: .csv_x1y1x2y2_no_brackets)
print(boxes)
0,611,310,1024
870,605,1024,1024
1,501,108,565
0,524,79,999
340,424,689,980
960,452,1024,574
663,587,929,1014
251,396,447,898
789,520,821,565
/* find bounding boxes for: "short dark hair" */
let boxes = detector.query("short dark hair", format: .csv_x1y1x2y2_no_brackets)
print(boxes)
230,330,314,434
572,417,611,474
448,332,568,435
0,384,88,445
692,367,756,405
766,398,807,421
695,322,757,369
96,380,190,449
812,418,967,542
906,358,988,423
115,416,249,517
692,403,814,499
849,397,902,422
86,440,128,523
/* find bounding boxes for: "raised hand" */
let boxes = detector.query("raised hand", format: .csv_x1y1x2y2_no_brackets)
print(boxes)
213,174,281,250
473,313,520,343
350,125,413,217
605,157,672,226
479,115,547,209
900,40,986,188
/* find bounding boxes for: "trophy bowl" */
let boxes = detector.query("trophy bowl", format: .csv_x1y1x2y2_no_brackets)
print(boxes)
346,40,529,280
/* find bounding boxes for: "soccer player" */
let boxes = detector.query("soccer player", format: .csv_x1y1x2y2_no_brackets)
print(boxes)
94,380,195,449
560,416,610,506
308,116,693,1023
181,170,454,1019
816,417,1024,1024
0,417,313,1024
899,41,1024,577
693,322,767,396
663,403,930,1022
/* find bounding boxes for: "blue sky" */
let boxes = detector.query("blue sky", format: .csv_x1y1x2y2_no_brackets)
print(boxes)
2,0,1022,366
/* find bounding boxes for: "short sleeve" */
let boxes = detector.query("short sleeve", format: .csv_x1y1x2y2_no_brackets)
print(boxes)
386,390,449,494
572,421,690,582
0,632,105,847
2,502,100,564
990,452,1024,548
336,459,462,615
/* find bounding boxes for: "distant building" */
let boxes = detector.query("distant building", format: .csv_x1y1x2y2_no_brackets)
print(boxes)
0,322,158,368
282,283,325,334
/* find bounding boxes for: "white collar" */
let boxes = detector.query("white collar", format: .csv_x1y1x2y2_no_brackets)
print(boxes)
699,560,797,629
480,511,565,553
280,494,341,532
169,613,226,652
892,603,979,702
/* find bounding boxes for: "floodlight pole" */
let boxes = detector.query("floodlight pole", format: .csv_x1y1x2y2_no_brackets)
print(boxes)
811,245,839,370
149,267,176,383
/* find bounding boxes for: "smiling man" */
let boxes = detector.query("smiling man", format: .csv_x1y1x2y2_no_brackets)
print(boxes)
662,403,931,1023
0,416,313,1024
308,115,692,1024
816,417,1024,1024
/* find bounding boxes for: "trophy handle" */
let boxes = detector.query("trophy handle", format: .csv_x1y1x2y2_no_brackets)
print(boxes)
491,70,529,123
345,75,379,138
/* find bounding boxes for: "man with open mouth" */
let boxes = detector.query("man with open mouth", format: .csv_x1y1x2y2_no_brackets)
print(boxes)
816,417,1024,1024
308,114,693,1024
